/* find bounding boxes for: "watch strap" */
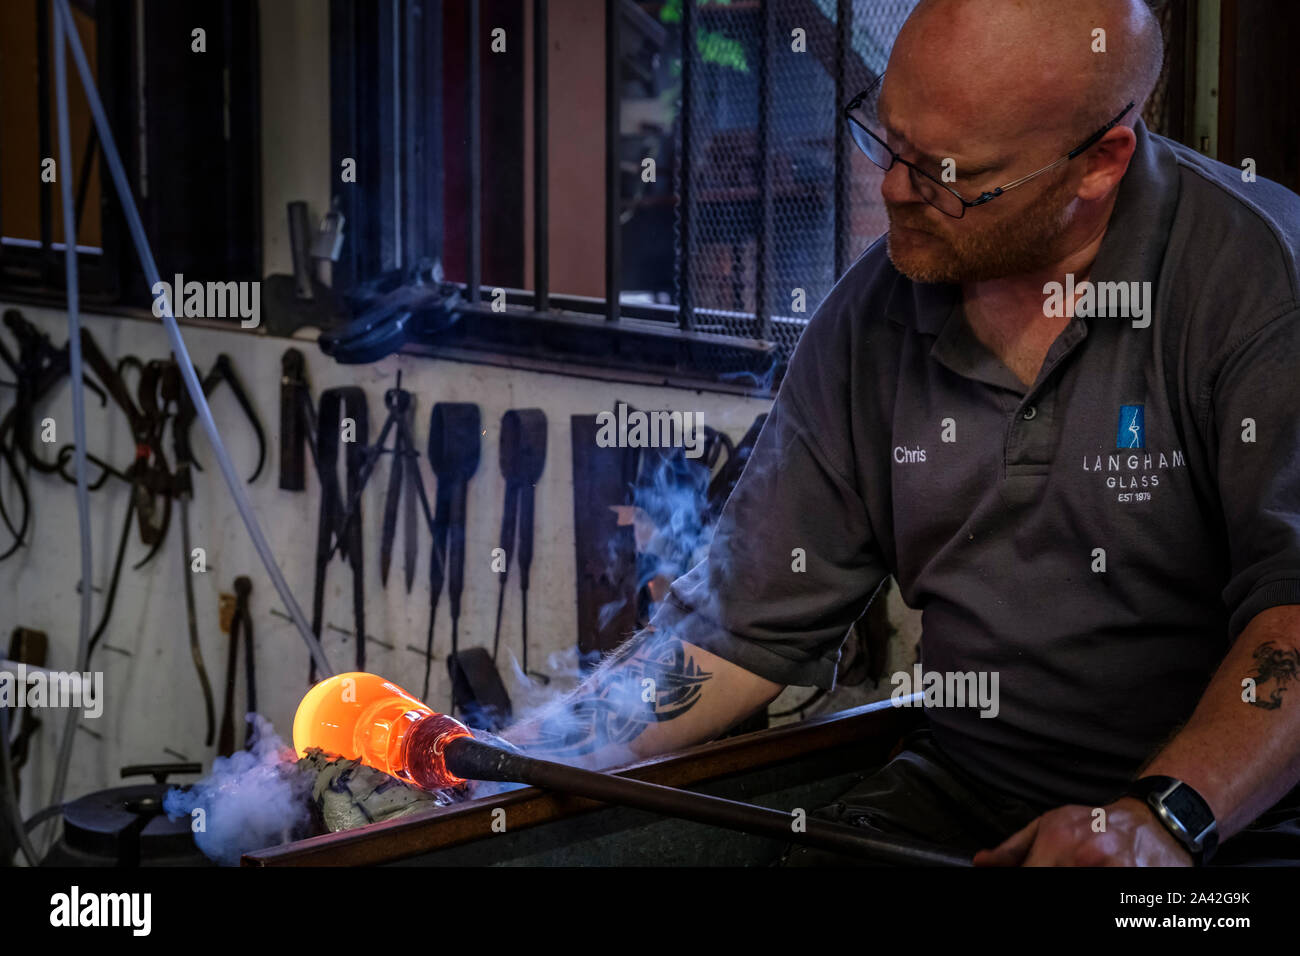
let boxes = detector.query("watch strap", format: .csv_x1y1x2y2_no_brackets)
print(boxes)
1125,775,1219,865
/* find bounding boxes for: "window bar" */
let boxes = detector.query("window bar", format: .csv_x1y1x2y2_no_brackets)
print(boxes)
534,0,549,313
38,0,55,282
834,0,850,278
604,0,621,322
755,0,773,341
400,0,416,270
74,124,98,234
677,0,694,331
467,0,481,303
0,112,5,253
380,0,401,270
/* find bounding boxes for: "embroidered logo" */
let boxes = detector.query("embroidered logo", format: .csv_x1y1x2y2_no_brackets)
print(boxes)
1117,405,1145,450
1085,404,1182,503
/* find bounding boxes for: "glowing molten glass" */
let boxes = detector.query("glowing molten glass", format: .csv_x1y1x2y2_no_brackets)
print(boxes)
293,672,473,790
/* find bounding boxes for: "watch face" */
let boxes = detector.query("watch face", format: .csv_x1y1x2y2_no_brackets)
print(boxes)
1163,786,1211,834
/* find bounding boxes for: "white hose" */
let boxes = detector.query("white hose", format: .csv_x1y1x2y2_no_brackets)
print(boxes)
39,0,336,847
43,0,96,856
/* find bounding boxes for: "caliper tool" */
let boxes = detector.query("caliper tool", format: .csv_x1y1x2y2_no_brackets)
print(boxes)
173,353,266,485
374,372,436,593
318,372,435,592
321,373,440,685
0,311,106,560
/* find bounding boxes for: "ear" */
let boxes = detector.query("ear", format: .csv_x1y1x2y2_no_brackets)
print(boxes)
1076,126,1138,201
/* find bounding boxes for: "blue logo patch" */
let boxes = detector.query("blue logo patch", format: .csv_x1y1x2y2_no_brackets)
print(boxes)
1117,405,1145,449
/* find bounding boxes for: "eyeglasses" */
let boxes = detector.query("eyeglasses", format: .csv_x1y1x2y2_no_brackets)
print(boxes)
843,75,1136,219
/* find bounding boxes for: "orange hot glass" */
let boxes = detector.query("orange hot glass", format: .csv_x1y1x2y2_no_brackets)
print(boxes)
293,672,473,790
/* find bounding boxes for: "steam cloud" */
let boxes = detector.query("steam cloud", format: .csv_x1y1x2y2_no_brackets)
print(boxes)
160,432,738,860
498,442,723,771
162,714,312,866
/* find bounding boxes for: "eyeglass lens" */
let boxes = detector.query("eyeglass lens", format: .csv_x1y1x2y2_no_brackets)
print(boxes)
848,84,966,218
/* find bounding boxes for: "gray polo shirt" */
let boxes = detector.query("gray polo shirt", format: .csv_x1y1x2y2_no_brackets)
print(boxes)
651,119,1300,809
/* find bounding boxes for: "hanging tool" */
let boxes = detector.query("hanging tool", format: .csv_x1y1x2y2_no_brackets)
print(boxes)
309,388,369,683
128,359,174,560
427,403,481,711
160,360,215,746
316,373,441,691
4,628,49,797
0,310,108,477
0,421,30,562
278,348,317,491
216,576,255,757
68,334,176,568
315,374,435,587
0,311,107,560
374,372,435,593
491,409,547,676
173,353,266,484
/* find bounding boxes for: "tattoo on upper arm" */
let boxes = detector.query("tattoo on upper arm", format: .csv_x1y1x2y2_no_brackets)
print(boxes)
520,630,714,759
1246,640,1300,710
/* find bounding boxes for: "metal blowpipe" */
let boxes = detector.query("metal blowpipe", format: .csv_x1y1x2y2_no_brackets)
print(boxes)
293,672,973,866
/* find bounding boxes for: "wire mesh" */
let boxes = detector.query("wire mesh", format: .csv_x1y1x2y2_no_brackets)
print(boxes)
663,0,1185,372
671,0,918,363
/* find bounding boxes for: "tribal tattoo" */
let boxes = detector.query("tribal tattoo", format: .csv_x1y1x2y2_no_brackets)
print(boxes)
1246,640,1300,711
514,629,713,759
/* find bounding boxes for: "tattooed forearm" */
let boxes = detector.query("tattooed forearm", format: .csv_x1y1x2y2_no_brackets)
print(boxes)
1245,640,1300,710
510,628,713,759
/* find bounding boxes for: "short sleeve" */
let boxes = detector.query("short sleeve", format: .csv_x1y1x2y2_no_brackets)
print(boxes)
1212,307,1300,638
648,282,892,690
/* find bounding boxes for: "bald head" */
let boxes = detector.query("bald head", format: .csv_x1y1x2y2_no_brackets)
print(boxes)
876,0,1163,284
889,0,1163,147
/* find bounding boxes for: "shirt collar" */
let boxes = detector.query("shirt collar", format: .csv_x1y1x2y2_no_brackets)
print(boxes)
1084,117,1180,296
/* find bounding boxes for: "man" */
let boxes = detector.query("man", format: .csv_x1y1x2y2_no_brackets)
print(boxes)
505,0,1300,866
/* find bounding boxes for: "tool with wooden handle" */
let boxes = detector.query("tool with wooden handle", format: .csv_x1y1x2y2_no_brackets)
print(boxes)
216,576,255,756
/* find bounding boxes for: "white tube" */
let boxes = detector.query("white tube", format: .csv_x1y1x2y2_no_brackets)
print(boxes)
52,0,332,680
44,0,96,854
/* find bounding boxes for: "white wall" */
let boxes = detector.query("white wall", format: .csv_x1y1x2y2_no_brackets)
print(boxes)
0,303,788,817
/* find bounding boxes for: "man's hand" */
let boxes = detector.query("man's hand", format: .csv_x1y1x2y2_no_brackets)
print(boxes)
972,798,1193,866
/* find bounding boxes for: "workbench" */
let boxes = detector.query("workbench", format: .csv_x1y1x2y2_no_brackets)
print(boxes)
244,697,922,866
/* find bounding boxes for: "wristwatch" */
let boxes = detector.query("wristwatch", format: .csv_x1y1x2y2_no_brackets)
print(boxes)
1124,775,1219,865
